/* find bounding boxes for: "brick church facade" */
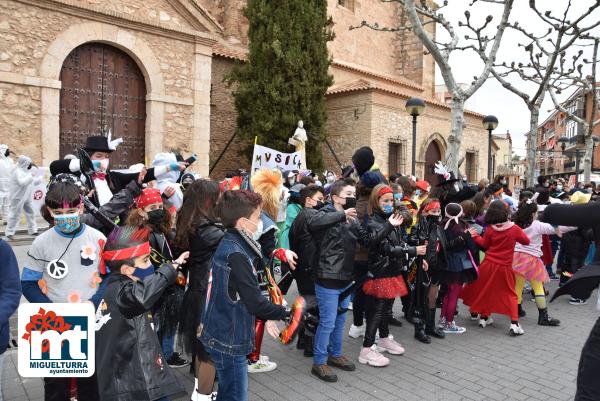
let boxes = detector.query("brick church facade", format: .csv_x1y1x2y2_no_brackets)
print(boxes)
0,0,490,183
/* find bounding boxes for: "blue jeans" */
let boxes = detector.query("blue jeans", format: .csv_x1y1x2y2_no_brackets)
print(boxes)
207,348,248,401
314,283,351,366
161,332,175,359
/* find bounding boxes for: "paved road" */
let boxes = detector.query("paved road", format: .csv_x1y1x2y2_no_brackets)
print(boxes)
2,243,595,401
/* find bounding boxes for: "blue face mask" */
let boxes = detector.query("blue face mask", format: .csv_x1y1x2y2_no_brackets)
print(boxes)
133,264,155,280
53,213,81,234
382,204,394,215
415,189,422,197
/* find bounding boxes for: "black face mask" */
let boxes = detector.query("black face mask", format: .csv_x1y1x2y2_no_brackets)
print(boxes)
313,200,325,210
343,197,357,210
147,209,166,227
426,215,441,224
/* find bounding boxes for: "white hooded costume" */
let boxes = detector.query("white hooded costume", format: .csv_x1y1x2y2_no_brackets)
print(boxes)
5,155,41,236
0,144,14,222
151,152,184,211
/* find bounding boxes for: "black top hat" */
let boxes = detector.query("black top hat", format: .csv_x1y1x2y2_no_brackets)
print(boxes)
83,136,114,154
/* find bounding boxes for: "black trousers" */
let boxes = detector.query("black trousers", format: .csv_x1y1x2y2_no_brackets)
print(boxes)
363,296,394,348
576,316,600,401
352,261,369,326
44,375,99,401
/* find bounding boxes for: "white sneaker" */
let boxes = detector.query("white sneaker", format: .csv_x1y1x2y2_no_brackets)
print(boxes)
509,323,525,336
470,313,480,321
478,317,493,328
438,316,447,329
348,324,365,338
191,391,213,401
247,356,277,373
358,345,390,367
376,336,405,355
443,321,466,334
348,301,354,310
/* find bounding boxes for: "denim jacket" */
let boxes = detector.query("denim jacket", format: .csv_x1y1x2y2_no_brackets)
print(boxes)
199,230,261,356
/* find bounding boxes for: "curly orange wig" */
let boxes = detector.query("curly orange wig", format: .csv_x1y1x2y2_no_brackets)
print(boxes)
251,169,283,221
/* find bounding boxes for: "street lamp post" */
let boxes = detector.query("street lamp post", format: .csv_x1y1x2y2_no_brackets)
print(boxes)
405,97,425,176
482,115,499,180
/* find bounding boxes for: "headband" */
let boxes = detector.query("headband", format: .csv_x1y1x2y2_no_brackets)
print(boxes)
444,204,464,230
135,188,162,209
423,200,441,212
377,186,393,198
102,242,151,262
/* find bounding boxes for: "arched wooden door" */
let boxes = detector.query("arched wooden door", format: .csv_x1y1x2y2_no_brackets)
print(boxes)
59,43,146,169
424,141,442,186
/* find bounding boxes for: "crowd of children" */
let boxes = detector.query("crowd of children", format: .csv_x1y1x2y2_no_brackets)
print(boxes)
2,137,599,401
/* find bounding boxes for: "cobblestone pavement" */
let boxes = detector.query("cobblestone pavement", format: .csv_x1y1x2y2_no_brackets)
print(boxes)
2,243,595,401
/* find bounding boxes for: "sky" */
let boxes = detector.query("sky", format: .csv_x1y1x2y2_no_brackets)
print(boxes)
433,0,600,156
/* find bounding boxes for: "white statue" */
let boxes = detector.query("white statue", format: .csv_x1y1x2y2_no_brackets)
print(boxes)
288,120,308,169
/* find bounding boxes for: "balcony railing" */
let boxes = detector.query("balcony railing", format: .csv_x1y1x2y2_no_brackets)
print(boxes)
564,161,575,169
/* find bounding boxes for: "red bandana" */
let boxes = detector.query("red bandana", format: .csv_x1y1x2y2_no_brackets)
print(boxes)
423,200,441,212
102,242,151,262
377,186,393,198
135,188,163,209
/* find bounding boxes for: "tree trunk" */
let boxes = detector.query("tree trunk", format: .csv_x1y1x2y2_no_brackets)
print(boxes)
583,130,593,183
527,106,540,186
446,97,465,174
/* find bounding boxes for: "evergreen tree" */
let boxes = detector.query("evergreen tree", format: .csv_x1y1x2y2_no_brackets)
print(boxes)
229,0,333,170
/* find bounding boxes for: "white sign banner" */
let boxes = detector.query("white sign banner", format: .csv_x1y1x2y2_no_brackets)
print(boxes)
251,144,302,173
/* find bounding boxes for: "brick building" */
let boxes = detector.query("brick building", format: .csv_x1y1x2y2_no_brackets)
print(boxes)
0,0,490,183
529,83,600,182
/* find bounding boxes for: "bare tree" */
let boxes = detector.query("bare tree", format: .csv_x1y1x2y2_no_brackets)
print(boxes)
351,0,513,174
548,37,599,183
479,1,600,185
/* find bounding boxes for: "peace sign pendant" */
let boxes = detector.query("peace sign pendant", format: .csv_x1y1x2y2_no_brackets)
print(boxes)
47,259,69,280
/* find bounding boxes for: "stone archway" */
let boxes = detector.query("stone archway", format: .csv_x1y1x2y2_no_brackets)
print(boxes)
418,133,447,183
38,22,165,166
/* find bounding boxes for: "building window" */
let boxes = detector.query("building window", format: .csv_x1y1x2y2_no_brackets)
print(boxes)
465,151,477,183
338,0,355,12
388,142,406,175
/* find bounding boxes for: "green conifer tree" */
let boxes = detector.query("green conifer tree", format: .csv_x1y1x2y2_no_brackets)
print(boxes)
229,0,333,170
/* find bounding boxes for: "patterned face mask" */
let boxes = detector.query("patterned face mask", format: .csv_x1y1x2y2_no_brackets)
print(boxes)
54,213,81,234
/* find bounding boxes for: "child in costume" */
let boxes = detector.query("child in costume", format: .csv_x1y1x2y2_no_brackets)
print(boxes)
512,196,567,325
126,188,189,368
359,184,424,367
438,203,479,334
21,177,106,400
199,190,292,401
461,200,530,336
95,226,189,401
247,169,298,373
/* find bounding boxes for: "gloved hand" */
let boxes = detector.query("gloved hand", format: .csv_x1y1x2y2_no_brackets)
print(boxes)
273,248,298,270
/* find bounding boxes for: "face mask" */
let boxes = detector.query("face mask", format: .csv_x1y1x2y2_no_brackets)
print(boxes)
133,264,155,280
586,188,593,194
343,196,357,210
426,214,441,223
54,213,81,233
326,174,336,184
313,200,325,210
556,185,563,192
382,204,394,215
500,180,507,185
147,209,166,227
415,189,422,197
92,158,110,172
243,218,262,241
543,182,549,188
287,178,296,186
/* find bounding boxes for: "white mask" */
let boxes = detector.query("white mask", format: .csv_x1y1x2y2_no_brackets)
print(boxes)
92,158,110,172
244,218,263,241
556,185,563,191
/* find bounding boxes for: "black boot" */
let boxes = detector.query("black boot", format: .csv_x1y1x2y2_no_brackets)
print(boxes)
389,315,403,327
303,335,314,357
296,329,306,350
425,308,445,339
518,303,526,318
538,308,560,326
414,318,431,344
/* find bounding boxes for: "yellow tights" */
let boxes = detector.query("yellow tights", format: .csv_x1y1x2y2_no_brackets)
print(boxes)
515,274,546,309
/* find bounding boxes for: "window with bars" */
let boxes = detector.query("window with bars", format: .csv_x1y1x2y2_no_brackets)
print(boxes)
388,142,406,175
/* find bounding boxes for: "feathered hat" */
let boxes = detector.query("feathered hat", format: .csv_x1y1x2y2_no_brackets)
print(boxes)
434,161,459,187
250,169,283,222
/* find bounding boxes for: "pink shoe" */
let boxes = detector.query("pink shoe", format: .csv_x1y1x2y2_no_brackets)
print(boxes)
376,336,405,355
358,346,390,367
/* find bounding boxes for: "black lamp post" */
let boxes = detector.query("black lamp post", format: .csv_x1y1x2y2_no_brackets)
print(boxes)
405,97,425,176
483,115,499,180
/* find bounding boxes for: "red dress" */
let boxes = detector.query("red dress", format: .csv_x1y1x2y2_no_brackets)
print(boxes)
460,222,530,320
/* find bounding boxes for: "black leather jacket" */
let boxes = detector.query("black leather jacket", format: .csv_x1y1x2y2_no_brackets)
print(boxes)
411,216,467,272
367,212,417,278
95,265,183,401
307,204,393,283
187,220,225,293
